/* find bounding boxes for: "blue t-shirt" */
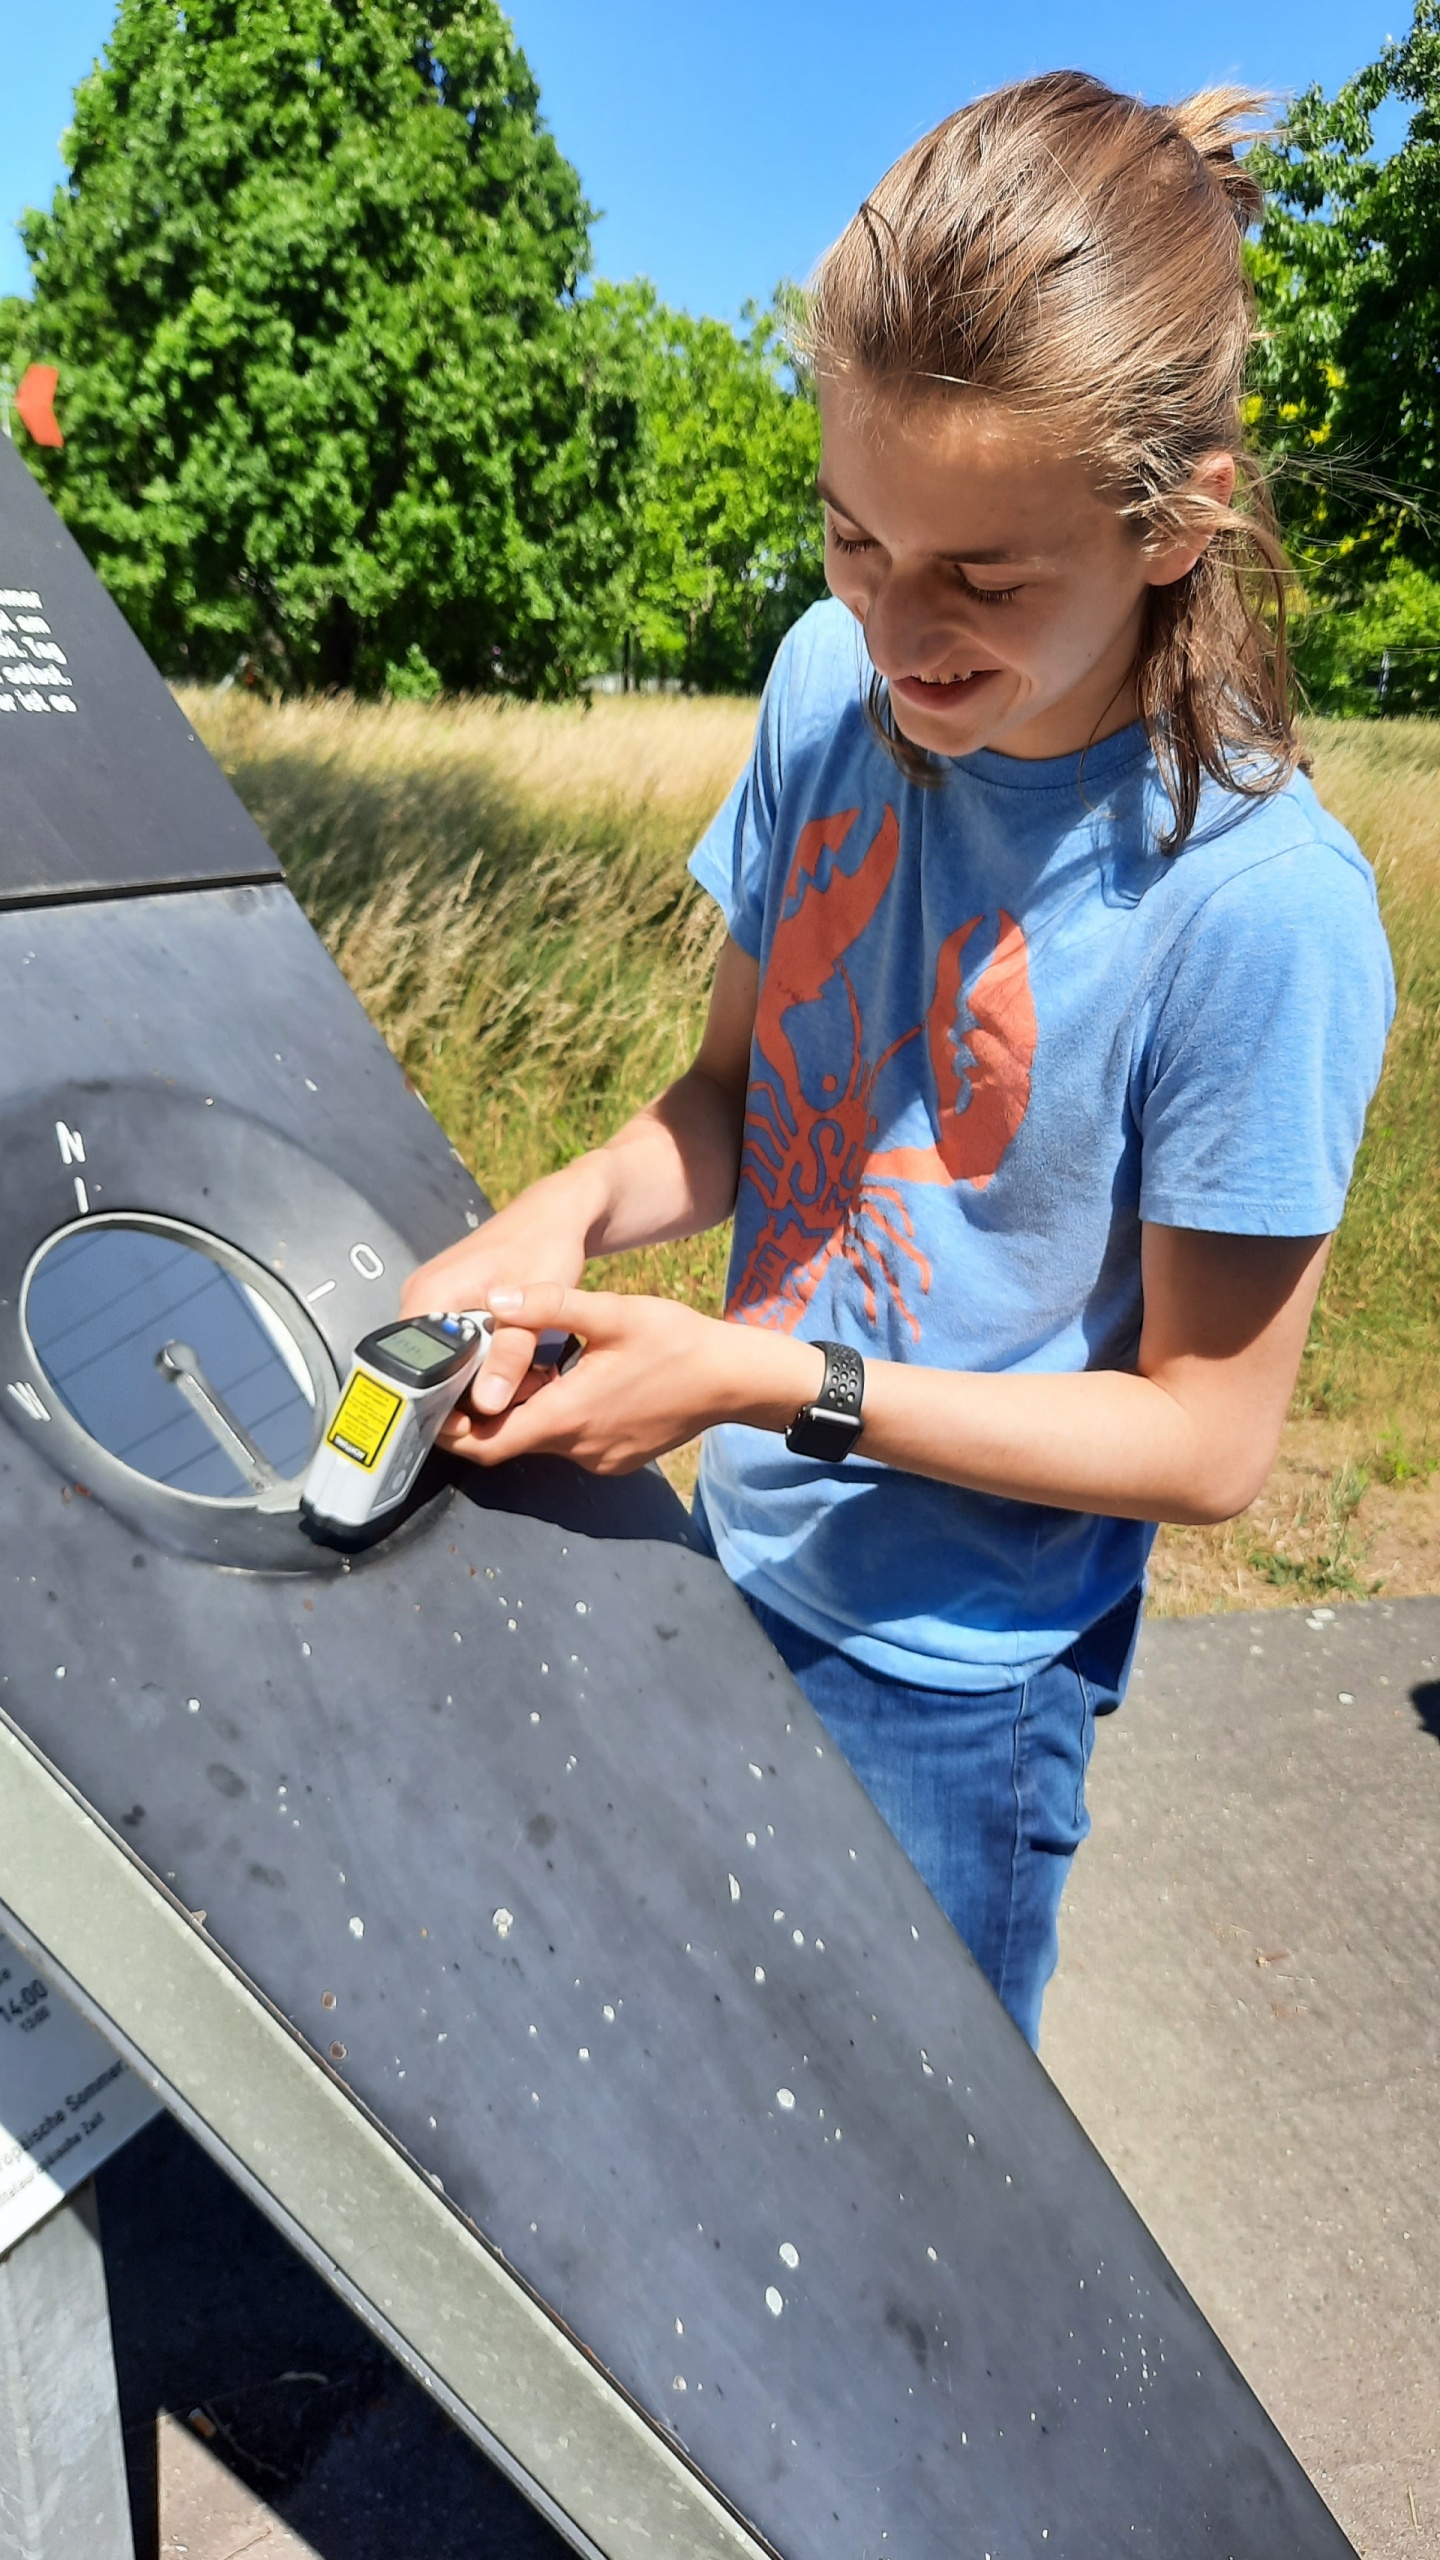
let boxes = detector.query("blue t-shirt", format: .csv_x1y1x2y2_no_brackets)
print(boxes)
688,600,1394,1692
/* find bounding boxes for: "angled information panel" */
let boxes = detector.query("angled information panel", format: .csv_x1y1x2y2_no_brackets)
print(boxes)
0,453,279,907
0,437,1356,2558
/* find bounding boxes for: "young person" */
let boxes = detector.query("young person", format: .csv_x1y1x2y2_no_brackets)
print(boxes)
402,73,1394,2047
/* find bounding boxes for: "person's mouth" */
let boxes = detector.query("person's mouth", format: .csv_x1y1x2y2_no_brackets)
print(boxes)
889,668,1002,713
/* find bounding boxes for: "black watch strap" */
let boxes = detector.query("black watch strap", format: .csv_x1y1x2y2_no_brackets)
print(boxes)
785,1339,865,1463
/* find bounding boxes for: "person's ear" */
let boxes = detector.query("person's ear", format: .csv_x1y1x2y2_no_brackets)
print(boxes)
1142,452,1238,588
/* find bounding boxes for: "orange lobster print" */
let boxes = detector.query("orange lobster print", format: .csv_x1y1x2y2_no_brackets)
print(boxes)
728,805,1036,1341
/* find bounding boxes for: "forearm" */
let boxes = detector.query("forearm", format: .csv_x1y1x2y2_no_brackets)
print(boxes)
855,1361,1267,1523
702,1225,1325,1523
568,1065,746,1259
714,1338,1267,1526
457,1229,1317,1512
403,1041,748,1376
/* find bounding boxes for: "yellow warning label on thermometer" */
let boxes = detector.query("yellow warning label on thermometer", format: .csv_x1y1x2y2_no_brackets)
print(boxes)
326,1371,404,1471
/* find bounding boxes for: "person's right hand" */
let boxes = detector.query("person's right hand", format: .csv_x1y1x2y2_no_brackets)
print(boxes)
399,1158,609,1419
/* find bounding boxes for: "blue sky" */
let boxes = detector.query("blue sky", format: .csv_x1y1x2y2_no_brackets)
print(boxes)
1,0,1408,317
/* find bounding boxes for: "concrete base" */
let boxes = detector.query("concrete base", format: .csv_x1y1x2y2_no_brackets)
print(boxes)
1045,1597,1440,2560
0,2183,135,2560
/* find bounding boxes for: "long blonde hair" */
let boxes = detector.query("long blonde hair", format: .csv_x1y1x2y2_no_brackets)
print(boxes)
803,72,1297,848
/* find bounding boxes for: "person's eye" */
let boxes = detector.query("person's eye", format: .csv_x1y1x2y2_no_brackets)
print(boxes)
827,520,875,554
956,569,1022,605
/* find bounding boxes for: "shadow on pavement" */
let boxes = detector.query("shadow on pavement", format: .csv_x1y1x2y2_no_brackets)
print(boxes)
97,2112,571,2559
1409,1679,1440,1743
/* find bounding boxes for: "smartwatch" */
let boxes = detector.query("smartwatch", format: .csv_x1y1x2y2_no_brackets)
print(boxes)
785,1340,865,1462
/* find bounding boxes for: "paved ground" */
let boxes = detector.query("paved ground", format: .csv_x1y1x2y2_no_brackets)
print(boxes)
94,1596,1438,2556
1044,1597,1440,2560
97,2115,569,2559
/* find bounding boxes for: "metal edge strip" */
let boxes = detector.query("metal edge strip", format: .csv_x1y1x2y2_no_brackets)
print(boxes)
0,870,282,915
0,1707,770,2560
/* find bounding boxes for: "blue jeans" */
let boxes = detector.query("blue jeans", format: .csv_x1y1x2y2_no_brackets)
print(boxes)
689,1489,1140,2048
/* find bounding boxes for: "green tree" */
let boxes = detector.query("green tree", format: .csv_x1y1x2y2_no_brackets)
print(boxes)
1251,1,1440,586
1289,558,1440,713
1247,3,1440,710
0,0,634,693
592,285,824,693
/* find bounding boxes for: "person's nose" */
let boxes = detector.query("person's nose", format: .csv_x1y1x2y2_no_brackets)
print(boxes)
860,561,974,679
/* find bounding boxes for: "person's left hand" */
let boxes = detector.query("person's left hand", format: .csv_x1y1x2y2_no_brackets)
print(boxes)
437,1284,744,1474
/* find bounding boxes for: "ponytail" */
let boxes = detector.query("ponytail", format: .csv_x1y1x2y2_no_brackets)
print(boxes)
1166,87,1266,229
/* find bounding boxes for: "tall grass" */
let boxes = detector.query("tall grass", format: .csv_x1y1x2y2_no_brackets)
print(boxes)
185,690,755,1306
183,689,1440,1590
1291,722,1440,1425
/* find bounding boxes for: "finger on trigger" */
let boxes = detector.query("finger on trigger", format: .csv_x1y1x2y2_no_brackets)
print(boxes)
486,1279,574,1332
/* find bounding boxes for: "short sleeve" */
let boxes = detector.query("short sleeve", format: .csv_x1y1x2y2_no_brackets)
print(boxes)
687,601,865,956
1138,844,1395,1235
687,657,788,959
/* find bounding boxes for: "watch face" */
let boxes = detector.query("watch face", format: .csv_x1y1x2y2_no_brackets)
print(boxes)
786,1405,862,1463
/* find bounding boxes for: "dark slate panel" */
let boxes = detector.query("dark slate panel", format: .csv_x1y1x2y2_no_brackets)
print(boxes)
0,455,1356,2557
0,889,1354,2560
0,439,279,906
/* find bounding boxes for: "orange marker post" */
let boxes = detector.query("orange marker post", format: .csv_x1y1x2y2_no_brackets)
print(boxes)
15,366,63,449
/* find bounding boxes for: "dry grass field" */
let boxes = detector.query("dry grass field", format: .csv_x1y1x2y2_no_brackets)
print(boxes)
183,687,1440,1616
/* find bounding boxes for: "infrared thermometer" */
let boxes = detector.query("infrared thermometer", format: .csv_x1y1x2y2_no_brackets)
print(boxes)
301,1311,493,1536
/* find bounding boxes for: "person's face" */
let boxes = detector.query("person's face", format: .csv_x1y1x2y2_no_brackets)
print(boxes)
818,377,1230,761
